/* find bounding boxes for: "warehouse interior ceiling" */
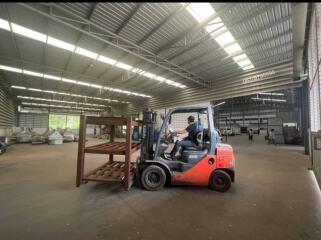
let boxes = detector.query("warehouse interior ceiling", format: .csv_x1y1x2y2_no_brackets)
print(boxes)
0,3,303,115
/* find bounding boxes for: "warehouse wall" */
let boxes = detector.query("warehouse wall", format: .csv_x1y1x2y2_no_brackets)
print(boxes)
122,62,302,115
0,87,16,136
307,3,321,186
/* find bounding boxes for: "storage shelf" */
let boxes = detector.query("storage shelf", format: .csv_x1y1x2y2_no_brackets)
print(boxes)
76,115,142,190
85,142,141,155
83,161,135,183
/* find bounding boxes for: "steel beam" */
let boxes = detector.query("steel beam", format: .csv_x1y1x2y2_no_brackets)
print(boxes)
187,40,293,74
204,53,293,82
178,29,292,68
18,3,207,87
148,15,292,85
114,3,289,88
154,4,233,56
165,3,278,61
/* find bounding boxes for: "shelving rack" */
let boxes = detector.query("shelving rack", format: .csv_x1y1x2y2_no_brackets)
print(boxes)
76,116,142,190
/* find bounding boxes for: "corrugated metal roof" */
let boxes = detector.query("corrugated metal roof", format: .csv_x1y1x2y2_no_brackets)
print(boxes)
0,3,296,112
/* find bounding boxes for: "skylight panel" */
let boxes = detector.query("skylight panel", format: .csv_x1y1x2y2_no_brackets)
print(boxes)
205,17,225,36
11,23,47,43
233,54,247,62
131,68,146,74
242,65,254,70
115,62,133,71
75,47,98,59
224,43,242,55
0,18,10,31
47,36,76,52
237,59,252,67
186,3,215,22
97,55,116,65
215,31,235,46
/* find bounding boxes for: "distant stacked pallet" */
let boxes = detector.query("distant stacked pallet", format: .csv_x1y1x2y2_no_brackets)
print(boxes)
76,116,142,190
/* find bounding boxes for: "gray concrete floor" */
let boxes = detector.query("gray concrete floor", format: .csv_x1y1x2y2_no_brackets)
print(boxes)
0,135,320,240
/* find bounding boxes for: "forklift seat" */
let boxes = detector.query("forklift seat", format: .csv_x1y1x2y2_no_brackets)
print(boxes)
184,131,204,151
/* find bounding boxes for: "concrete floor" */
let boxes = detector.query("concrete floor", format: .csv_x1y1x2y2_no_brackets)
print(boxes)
0,135,320,240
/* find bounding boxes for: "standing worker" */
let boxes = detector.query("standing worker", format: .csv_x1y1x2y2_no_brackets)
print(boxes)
248,129,253,141
268,129,276,145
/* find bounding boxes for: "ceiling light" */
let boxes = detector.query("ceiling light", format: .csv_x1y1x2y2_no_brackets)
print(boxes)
11,85,26,89
11,85,128,103
28,88,42,92
3,64,150,98
166,80,175,85
186,3,215,22
155,76,165,82
23,69,44,78
0,19,182,90
233,54,247,62
91,84,103,89
11,23,47,43
224,43,242,55
143,72,156,79
97,55,116,65
0,18,10,31
47,36,76,52
75,47,98,59
0,65,22,73
251,97,286,103
43,74,61,81
115,62,132,71
237,59,252,67
215,31,235,46
77,81,91,86
62,78,77,84
258,92,285,96
21,102,103,111
17,96,106,107
242,65,254,70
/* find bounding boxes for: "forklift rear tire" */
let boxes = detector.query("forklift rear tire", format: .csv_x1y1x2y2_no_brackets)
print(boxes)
141,165,166,191
209,170,231,192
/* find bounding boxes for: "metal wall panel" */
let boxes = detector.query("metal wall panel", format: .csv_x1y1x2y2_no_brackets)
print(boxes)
121,62,301,114
0,88,16,128
18,113,49,128
311,132,321,188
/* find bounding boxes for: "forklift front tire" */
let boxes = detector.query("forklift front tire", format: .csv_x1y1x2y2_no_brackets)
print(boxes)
209,170,231,192
141,165,166,191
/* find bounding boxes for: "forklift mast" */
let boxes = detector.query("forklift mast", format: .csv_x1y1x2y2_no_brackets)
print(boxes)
141,108,157,160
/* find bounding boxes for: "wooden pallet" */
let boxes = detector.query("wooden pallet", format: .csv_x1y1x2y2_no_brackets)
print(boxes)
83,161,135,183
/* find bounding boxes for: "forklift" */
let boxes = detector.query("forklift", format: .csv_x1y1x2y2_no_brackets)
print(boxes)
137,105,235,192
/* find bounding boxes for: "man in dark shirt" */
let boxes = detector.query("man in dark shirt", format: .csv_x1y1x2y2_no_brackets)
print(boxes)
169,116,198,159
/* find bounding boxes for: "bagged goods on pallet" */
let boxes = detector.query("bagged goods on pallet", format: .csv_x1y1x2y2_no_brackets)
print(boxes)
61,128,75,142
48,130,63,145
16,127,32,143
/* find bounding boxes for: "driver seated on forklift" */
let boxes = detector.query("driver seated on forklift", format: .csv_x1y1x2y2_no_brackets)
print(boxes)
168,116,198,160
